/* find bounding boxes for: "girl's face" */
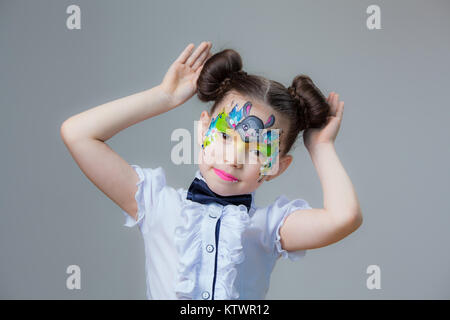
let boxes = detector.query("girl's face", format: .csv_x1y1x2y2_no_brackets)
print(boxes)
198,91,292,196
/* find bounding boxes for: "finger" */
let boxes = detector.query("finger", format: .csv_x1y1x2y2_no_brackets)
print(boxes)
194,64,204,83
327,92,333,104
336,101,344,119
332,93,339,106
331,93,339,115
192,49,208,71
194,48,213,75
192,42,211,72
186,41,209,68
176,43,195,64
196,64,204,76
193,50,213,83
329,92,336,105
195,52,212,81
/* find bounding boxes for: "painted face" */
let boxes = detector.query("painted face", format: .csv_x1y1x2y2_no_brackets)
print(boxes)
202,101,280,181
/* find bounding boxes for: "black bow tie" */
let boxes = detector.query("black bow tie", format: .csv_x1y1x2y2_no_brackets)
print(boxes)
187,178,252,212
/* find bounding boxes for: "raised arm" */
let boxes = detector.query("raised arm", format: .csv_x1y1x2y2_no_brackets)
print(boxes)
60,41,212,220
279,93,363,251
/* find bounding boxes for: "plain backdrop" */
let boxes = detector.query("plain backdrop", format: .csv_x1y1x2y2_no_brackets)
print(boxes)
1,0,449,299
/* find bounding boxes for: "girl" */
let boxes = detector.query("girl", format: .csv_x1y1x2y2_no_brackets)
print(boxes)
61,41,363,300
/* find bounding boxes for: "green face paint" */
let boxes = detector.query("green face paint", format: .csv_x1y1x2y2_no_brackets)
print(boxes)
202,101,280,180
202,110,232,148
257,129,280,180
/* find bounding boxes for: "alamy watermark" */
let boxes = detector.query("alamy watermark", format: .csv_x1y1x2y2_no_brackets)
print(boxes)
366,5,381,30
366,264,381,290
66,264,81,290
170,121,280,175
66,5,81,30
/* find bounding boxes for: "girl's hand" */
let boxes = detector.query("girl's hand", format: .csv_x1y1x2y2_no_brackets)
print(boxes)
159,41,212,108
303,92,344,152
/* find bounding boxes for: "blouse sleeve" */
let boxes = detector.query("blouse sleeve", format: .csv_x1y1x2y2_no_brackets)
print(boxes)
121,164,166,232
267,195,312,261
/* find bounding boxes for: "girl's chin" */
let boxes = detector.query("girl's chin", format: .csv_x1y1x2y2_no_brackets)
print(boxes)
207,179,241,196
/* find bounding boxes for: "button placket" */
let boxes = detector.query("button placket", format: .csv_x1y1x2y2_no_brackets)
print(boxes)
197,204,222,300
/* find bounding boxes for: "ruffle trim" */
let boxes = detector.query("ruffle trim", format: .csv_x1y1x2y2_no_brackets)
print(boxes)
274,213,306,261
174,198,250,300
214,204,250,300
273,196,311,261
173,199,205,299
122,165,147,231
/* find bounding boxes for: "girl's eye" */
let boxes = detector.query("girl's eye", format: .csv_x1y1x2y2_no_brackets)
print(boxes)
221,132,230,140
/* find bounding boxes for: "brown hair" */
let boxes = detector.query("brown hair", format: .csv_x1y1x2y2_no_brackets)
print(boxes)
196,49,330,155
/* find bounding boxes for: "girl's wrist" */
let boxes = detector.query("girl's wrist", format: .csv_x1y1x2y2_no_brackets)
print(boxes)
155,84,179,110
307,142,335,158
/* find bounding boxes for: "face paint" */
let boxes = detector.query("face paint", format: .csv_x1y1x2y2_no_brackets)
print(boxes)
202,110,231,148
202,101,279,179
256,129,280,182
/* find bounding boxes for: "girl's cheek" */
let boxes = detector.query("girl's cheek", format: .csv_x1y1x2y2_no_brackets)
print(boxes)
203,139,226,165
201,143,216,165
244,163,263,181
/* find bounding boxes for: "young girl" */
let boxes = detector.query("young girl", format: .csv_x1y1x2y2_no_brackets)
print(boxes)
61,41,363,300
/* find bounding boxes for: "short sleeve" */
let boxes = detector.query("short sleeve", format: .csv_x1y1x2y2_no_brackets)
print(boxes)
121,164,166,231
268,195,312,261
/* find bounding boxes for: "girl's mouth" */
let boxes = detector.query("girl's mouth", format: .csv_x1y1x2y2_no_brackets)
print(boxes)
213,168,239,182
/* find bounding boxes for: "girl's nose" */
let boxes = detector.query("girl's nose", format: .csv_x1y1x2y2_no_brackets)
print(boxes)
224,138,245,168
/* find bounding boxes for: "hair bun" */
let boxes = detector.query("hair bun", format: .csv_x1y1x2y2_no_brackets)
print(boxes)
196,49,245,102
289,75,330,129
288,85,305,107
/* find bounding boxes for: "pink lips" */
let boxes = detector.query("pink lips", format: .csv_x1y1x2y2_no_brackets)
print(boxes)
213,168,239,182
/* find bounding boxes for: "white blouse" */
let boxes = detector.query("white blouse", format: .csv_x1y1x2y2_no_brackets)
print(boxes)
121,164,312,300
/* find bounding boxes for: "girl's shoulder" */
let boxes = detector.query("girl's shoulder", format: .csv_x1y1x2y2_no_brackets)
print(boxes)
121,164,186,229
252,194,312,215
130,164,188,194
250,194,312,261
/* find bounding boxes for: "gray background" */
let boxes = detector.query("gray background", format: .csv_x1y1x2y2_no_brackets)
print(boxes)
1,0,449,299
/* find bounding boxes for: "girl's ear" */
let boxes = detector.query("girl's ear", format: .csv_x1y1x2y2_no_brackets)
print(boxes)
264,154,293,182
197,110,211,146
